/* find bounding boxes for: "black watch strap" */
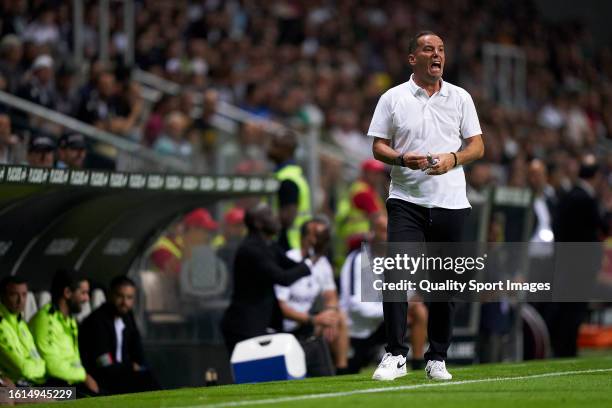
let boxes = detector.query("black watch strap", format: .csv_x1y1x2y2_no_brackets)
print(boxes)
395,154,405,167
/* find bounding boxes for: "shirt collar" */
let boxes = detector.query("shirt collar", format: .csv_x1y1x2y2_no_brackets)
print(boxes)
407,74,448,97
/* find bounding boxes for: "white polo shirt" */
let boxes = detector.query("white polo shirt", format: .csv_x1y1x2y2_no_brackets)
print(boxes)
367,75,482,209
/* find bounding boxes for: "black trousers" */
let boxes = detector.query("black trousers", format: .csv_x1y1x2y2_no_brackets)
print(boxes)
385,198,470,361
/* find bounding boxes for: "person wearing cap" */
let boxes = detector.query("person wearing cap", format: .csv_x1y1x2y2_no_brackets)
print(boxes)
26,134,56,168
149,223,184,275
334,159,386,268
179,208,228,299
56,133,87,169
16,54,56,110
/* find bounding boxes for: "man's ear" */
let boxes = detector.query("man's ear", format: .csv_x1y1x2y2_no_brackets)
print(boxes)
63,287,72,300
408,54,416,66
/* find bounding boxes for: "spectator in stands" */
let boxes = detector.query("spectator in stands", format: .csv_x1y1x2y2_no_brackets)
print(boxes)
267,129,311,251
21,6,60,47
55,63,79,117
153,111,193,158
80,276,159,395
0,276,46,385
144,95,176,147
0,34,23,93
331,110,372,164
0,114,23,164
340,213,428,373
221,203,313,354
335,159,386,267
56,133,87,169
218,121,265,174
77,70,130,133
275,217,350,374
16,54,56,110
111,80,145,139
26,134,55,168
29,270,99,396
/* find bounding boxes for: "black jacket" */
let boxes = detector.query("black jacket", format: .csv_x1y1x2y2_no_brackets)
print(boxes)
221,233,310,340
79,303,145,374
554,182,606,242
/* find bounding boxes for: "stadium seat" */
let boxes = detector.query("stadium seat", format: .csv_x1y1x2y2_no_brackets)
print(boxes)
35,291,51,309
75,298,92,323
24,291,38,321
91,288,106,310
140,270,185,323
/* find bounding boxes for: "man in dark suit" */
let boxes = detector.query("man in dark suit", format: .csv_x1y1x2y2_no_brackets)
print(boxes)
221,203,314,354
79,276,159,395
552,154,608,357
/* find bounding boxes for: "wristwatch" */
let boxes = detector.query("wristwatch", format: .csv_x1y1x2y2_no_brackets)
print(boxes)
394,154,405,167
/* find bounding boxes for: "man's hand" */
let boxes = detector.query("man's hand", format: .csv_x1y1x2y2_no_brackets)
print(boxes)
426,153,455,175
321,326,338,342
84,374,99,394
402,152,428,170
313,309,339,327
313,310,340,342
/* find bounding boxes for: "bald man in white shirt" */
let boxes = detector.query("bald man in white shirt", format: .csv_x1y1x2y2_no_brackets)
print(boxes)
368,31,484,381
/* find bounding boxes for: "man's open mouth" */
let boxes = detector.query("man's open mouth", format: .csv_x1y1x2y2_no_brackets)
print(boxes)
431,61,442,71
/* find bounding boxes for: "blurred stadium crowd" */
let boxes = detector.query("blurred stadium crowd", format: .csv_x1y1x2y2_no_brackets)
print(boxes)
0,0,612,396
0,1,611,202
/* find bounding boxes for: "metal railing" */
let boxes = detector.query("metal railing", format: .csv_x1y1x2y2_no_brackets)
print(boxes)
483,43,527,110
131,69,362,209
0,90,192,173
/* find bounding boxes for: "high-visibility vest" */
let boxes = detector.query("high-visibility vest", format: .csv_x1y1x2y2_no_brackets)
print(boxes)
275,164,311,249
335,180,383,265
0,303,46,383
29,303,85,384
151,236,183,260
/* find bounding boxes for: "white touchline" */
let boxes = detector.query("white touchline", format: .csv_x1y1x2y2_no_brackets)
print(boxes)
186,368,612,408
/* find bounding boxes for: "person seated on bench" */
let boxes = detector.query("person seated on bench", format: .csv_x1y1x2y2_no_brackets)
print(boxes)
275,217,349,374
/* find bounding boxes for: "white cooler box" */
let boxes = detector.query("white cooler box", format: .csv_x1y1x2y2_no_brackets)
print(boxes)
231,333,306,383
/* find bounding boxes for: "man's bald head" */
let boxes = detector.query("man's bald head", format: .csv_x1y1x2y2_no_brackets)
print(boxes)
527,159,548,192
244,203,280,237
267,129,298,164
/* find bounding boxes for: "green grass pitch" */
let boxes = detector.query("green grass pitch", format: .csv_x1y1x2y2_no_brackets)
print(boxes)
27,355,612,408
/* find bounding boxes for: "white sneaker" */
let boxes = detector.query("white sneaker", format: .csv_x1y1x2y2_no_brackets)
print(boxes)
372,353,407,381
425,360,452,380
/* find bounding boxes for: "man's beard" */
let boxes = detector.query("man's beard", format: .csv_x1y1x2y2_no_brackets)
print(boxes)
68,300,82,314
